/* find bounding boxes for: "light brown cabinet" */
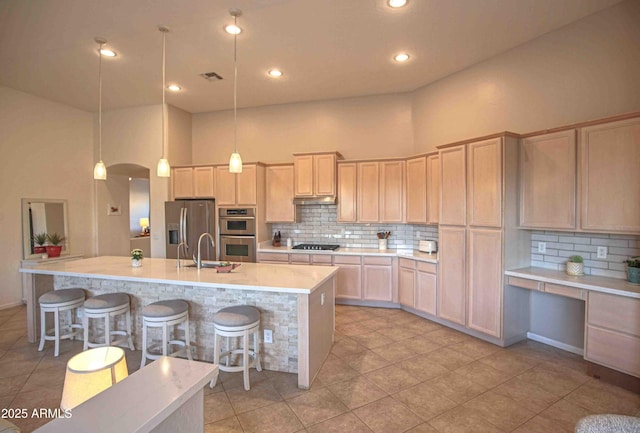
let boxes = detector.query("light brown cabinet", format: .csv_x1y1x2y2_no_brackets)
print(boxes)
337,163,357,223
266,164,297,223
380,161,405,222
437,226,466,326
416,261,437,316
215,164,260,206
581,117,640,234
362,256,394,302
351,160,404,223
467,138,502,228
519,130,577,229
334,255,362,300
405,156,427,224
294,152,339,198
357,162,380,223
172,166,214,199
426,153,440,225
398,258,416,307
439,145,466,226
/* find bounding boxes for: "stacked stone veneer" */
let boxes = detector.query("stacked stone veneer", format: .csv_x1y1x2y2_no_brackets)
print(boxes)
55,276,299,373
271,204,439,249
530,231,640,279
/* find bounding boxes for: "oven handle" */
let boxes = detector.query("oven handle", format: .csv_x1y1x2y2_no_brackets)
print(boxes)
220,235,256,239
219,216,256,220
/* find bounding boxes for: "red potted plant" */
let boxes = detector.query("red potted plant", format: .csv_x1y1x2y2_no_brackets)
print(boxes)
32,232,48,254
46,233,65,258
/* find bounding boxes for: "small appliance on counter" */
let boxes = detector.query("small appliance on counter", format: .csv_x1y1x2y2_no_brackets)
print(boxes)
419,240,438,254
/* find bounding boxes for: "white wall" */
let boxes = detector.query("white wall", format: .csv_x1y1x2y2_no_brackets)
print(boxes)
0,85,94,307
97,174,131,256
412,0,640,152
129,178,150,236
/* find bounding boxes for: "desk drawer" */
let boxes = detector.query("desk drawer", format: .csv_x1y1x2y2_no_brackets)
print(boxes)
544,283,585,300
588,292,640,336
586,325,640,378
507,276,540,291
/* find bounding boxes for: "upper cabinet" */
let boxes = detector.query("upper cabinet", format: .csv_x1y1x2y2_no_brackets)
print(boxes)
337,162,357,223
357,162,380,223
439,145,466,226
379,160,405,223
293,152,341,198
172,166,214,199
519,130,577,230
215,164,262,206
426,153,440,225
581,117,640,234
266,164,297,223
405,156,427,224
467,137,502,228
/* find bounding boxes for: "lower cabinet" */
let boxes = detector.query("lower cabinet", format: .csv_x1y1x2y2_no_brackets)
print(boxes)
398,258,416,307
437,226,466,326
362,256,394,302
415,262,437,315
334,256,362,300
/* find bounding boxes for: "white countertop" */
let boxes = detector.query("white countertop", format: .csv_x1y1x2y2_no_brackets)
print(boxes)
20,256,338,294
505,267,640,299
258,244,438,263
34,357,217,433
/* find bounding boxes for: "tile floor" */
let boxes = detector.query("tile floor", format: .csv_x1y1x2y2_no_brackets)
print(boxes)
1,304,639,432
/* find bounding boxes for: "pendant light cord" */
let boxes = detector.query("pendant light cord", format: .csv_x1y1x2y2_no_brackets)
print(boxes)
98,42,103,162
162,29,167,159
233,15,238,154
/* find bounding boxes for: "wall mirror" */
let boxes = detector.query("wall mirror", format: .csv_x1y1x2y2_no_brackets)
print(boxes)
22,198,69,260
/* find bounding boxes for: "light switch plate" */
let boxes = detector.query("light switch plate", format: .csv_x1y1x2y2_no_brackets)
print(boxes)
264,329,273,344
597,246,608,259
538,242,547,254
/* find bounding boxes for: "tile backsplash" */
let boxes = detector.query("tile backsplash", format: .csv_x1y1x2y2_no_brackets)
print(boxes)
530,230,640,279
270,204,438,249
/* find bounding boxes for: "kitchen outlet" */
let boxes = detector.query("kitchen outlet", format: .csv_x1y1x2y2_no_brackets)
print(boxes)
538,242,546,254
597,246,608,259
321,292,325,305
264,329,273,344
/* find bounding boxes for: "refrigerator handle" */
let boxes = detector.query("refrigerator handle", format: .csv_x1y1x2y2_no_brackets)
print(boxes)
182,207,188,251
178,208,183,244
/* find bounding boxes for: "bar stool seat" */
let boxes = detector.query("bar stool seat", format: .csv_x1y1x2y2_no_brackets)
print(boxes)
83,292,134,351
38,288,85,357
210,305,262,391
140,300,193,368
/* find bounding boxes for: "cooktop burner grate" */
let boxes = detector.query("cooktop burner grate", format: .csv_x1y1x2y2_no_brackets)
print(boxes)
291,244,340,251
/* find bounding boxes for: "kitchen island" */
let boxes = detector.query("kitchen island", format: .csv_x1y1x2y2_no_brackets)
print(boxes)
20,256,337,388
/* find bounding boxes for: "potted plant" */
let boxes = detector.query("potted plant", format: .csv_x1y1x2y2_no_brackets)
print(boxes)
46,233,65,258
131,249,144,267
624,257,640,285
566,255,584,276
32,232,48,254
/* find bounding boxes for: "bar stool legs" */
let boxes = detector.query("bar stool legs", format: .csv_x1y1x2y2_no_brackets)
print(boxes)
38,289,85,357
140,300,193,369
82,293,135,351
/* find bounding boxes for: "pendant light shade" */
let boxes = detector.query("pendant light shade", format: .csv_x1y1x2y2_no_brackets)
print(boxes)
228,9,243,174
93,38,107,180
157,26,171,178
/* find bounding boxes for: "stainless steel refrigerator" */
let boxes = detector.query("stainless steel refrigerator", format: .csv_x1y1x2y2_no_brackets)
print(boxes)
165,200,216,261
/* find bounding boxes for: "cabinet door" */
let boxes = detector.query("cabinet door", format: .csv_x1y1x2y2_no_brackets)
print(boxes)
398,266,415,307
173,168,194,199
358,162,380,222
440,145,466,226
362,257,393,302
467,228,503,338
337,163,357,222
266,165,295,222
314,154,336,196
416,270,437,315
236,164,257,205
406,156,427,224
468,138,502,228
294,155,314,197
380,160,404,223
437,226,466,325
215,166,236,206
193,166,215,198
426,154,440,225
520,130,576,229
335,264,362,300
581,117,640,233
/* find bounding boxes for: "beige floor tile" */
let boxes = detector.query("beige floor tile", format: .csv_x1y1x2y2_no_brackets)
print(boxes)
428,406,504,433
20,367,65,394
478,351,536,376
423,347,475,371
375,325,421,342
9,387,64,432
392,381,458,421
204,391,236,424
535,399,597,433
353,396,422,433
226,381,283,414
351,332,395,350
516,365,586,397
205,415,244,433
237,401,304,433
340,350,391,374
564,379,640,416
404,319,443,335
449,339,501,360
0,357,40,380
512,416,568,433
286,387,348,426
307,412,373,433
492,376,561,414
330,337,368,358
507,340,563,364
463,390,537,431
370,340,422,362
0,374,30,397
406,423,439,433
0,394,15,409
422,328,472,346
315,355,361,385
453,361,514,389
427,371,488,404
398,355,450,382
336,322,374,337
269,371,317,400
326,376,387,409
358,318,393,331
364,365,422,394
221,368,271,391
397,335,443,355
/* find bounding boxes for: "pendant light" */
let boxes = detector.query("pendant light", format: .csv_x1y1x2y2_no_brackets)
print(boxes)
157,26,171,178
228,9,243,174
93,38,107,180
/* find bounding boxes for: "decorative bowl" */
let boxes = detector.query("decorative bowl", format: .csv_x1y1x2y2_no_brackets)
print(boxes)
215,263,241,273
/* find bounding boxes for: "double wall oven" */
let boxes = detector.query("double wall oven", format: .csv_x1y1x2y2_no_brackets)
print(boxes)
219,208,256,262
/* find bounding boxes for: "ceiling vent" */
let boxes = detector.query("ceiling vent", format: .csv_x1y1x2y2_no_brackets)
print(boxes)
201,72,224,81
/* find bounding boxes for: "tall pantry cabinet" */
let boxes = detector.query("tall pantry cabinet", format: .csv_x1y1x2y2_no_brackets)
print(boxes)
437,134,529,343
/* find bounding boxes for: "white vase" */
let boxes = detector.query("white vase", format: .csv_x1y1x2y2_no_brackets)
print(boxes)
566,262,583,276
378,239,388,250
132,258,143,268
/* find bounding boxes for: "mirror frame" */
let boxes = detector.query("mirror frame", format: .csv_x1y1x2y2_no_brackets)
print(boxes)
22,198,70,260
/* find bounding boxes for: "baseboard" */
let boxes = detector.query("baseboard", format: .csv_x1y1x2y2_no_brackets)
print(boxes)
335,299,400,309
0,301,25,310
526,332,584,356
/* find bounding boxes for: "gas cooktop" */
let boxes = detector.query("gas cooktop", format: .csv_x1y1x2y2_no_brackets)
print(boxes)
291,244,340,251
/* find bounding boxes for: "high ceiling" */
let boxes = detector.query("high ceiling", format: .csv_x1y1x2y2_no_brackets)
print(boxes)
0,0,622,114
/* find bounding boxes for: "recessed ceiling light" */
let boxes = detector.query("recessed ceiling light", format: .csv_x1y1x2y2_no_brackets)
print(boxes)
388,0,408,8
99,48,117,57
167,84,181,92
267,69,283,78
225,24,242,35
394,53,410,62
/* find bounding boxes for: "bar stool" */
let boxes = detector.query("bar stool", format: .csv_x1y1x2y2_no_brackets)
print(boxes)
82,292,135,351
140,300,193,368
38,288,85,357
209,305,262,391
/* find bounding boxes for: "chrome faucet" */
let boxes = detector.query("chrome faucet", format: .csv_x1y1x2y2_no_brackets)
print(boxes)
196,233,215,270
176,241,188,268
